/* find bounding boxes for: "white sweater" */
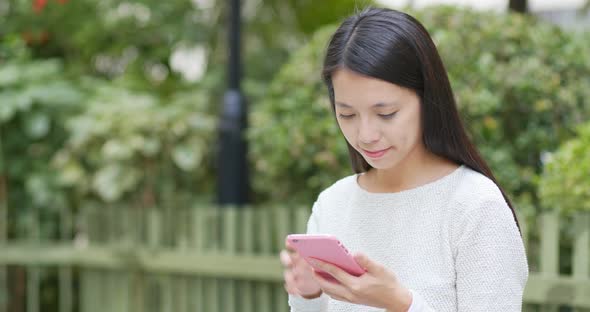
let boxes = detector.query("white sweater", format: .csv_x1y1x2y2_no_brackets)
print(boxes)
288,165,529,312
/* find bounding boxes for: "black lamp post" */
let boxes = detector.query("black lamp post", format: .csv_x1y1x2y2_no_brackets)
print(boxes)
217,0,249,205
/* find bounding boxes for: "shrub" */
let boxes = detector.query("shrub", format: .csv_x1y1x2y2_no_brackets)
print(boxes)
0,36,84,236
52,82,217,210
539,122,590,215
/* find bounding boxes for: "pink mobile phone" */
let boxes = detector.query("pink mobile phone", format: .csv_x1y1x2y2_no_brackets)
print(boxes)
286,234,366,283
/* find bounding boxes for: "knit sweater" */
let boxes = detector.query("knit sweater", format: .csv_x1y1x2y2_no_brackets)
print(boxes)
288,165,529,312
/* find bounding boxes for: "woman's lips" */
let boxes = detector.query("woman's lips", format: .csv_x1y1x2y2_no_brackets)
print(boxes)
361,147,391,159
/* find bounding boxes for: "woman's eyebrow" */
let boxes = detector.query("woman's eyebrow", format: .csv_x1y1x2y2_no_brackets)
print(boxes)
372,102,396,108
335,101,396,108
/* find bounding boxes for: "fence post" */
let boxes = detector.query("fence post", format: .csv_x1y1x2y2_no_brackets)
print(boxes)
573,212,590,278
572,212,590,308
189,207,206,311
238,207,255,312
254,207,273,312
539,210,560,276
539,210,560,312
59,206,73,312
221,207,239,312
273,206,291,312
202,208,220,311
26,211,40,312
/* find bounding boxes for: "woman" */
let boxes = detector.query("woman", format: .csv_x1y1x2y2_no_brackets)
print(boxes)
279,7,529,312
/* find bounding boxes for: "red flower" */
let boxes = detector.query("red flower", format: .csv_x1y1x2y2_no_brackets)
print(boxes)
33,0,48,13
33,0,67,13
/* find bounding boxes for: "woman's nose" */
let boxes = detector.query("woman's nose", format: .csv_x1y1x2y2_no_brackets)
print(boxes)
358,120,381,144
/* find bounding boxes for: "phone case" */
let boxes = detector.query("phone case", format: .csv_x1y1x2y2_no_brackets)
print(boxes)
286,234,366,282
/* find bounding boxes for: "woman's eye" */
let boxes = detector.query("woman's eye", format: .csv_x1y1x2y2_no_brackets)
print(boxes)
338,114,355,119
379,112,397,119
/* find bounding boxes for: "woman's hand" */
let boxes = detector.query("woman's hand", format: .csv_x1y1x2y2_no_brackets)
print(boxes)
280,239,323,299
309,253,413,311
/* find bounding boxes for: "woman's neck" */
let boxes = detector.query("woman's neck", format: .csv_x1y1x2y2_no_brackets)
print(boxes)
363,147,459,193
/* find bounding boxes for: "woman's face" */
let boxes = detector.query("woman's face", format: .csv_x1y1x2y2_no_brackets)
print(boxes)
332,68,424,170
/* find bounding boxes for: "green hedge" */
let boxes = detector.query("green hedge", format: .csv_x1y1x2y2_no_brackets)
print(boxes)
0,37,84,237
52,82,217,211
539,122,590,215
248,6,590,207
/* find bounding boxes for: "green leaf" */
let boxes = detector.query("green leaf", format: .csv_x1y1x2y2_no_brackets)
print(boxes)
172,142,202,171
0,64,20,87
92,164,139,202
24,113,51,139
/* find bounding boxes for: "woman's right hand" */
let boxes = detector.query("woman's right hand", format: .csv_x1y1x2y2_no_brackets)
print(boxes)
280,239,322,299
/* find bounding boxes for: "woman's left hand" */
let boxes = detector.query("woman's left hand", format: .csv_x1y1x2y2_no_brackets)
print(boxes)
309,253,413,312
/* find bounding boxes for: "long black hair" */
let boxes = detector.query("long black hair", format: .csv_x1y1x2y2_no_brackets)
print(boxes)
321,7,521,234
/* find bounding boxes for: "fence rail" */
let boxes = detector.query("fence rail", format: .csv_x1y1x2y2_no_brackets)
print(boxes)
0,206,589,311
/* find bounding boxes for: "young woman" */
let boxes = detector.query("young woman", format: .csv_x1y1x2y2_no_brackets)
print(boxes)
279,7,529,312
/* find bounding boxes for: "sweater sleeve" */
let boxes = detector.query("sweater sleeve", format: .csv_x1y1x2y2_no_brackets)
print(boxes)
407,289,436,312
453,197,529,311
288,200,330,312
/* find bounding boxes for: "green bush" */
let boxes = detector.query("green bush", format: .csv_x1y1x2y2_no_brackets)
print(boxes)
52,82,217,210
0,36,84,237
248,6,590,206
539,122,590,215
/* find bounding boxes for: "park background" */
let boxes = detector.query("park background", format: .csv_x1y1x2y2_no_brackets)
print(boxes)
1,0,590,311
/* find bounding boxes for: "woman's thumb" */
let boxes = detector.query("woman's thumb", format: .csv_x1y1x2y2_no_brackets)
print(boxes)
354,252,379,273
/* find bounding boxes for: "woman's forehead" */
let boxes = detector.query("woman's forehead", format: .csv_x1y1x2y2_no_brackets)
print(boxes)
332,69,414,108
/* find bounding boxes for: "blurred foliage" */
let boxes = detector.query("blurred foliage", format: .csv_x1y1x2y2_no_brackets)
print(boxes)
539,122,590,215
248,6,590,208
0,36,218,240
0,35,84,237
52,82,217,210
2,0,205,89
421,7,590,213
286,0,371,35
1,0,368,97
